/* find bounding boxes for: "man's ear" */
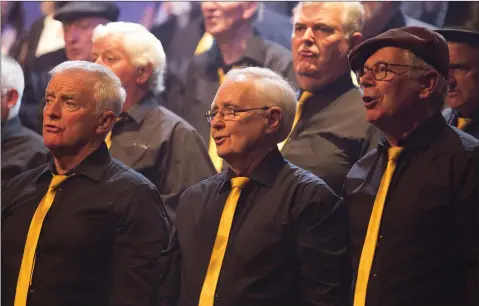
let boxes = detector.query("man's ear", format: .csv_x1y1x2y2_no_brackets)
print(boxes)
418,70,439,100
348,32,363,51
241,2,258,21
264,106,282,135
136,63,153,85
96,111,116,134
6,89,19,110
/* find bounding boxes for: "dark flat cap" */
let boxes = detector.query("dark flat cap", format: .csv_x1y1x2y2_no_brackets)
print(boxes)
349,26,449,79
54,1,120,22
435,28,479,48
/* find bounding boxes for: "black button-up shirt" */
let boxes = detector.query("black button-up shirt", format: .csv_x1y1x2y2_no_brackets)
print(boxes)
282,74,380,195
109,93,216,221
1,117,49,189
343,113,479,306
165,33,296,143
443,107,479,139
176,149,352,306
2,143,172,306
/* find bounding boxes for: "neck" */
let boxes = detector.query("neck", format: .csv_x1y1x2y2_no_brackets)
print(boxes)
380,112,431,147
52,141,101,175
227,146,273,177
216,25,253,65
121,86,149,112
457,103,479,118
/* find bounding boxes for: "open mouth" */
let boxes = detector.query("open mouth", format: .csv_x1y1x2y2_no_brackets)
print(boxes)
362,96,378,108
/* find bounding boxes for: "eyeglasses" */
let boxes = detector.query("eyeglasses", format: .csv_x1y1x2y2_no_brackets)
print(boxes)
205,106,270,123
355,62,430,83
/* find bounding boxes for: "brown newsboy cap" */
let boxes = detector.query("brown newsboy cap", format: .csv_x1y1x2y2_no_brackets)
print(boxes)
54,1,120,23
349,26,449,79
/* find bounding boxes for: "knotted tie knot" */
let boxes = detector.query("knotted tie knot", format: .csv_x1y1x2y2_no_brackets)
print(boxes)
457,117,472,131
230,177,250,190
49,175,69,190
387,146,404,163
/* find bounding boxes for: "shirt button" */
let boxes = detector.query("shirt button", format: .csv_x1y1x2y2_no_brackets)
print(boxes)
29,288,35,294
373,273,378,277
379,235,384,239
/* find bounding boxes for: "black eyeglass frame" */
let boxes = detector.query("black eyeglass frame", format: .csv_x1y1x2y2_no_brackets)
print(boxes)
205,106,270,123
355,62,431,83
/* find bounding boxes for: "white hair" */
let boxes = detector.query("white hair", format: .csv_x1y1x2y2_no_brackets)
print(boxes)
401,49,449,111
225,66,297,142
294,2,364,38
1,55,24,120
92,21,167,94
49,61,126,116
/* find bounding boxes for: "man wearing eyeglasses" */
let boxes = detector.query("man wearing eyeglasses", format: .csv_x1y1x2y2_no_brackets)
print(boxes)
174,66,352,306
345,26,479,306
436,28,479,138
280,2,380,196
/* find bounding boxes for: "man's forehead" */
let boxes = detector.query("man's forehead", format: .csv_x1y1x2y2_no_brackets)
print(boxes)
366,47,405,64
63,16,107,27
294,3,343,24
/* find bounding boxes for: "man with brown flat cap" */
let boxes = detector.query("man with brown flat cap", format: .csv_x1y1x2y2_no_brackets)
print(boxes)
437,28,479,138
345,26,479,306
21,1,120,134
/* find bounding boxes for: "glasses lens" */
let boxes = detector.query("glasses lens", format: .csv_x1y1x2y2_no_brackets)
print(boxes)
374,63,387,80
205,111,214,123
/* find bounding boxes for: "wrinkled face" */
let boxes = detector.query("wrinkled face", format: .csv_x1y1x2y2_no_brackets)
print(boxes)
446,42,479,116
43,70,100,153
292,3,352,90
63,17,108,61
359,47,422,125
201,2,248,37
210,79,268,163
92,35,138,93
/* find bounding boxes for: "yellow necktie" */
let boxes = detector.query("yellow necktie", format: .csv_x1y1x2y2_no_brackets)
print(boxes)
278,91,313,151
105,116,124,150
14,174,70,306
195,32,214,55
105,130,113,149
354,146,404,306
457,117,472,131
198,177,250,306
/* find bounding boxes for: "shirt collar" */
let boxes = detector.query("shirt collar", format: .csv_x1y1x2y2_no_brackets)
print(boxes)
298,73,355,106
1,116,23,142
378,111,448,154
36,142,112,184
209,28,265,70
220,148,287,191
120,92,158,125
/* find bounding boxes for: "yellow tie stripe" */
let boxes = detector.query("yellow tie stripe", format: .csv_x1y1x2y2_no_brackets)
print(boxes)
198,177,250,306
354,146,404,306
195,32,215,55
278,91,313,151
105,130,113,149
14,175,70,306
457,117,472,131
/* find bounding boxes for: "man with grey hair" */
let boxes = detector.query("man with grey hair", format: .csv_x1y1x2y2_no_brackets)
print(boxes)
281,1,380,196
2,60,172,306
92,21,215,221
175,66,351,306
345,26,478,306
165,1,296,173
1,55,49,188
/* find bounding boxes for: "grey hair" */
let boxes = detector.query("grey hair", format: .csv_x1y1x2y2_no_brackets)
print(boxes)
49,61,126,116
293,2,364,38
92,22,167,94
1,55,24,120
225,66,297,142
401,49,448,111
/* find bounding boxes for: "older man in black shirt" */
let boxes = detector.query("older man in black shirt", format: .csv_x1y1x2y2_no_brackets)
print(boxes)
346,26,479,306
281,2,380,196
175,67,351,306
1,61,172,306
1,55,48,188
437,28,479,138
91,21,215,221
